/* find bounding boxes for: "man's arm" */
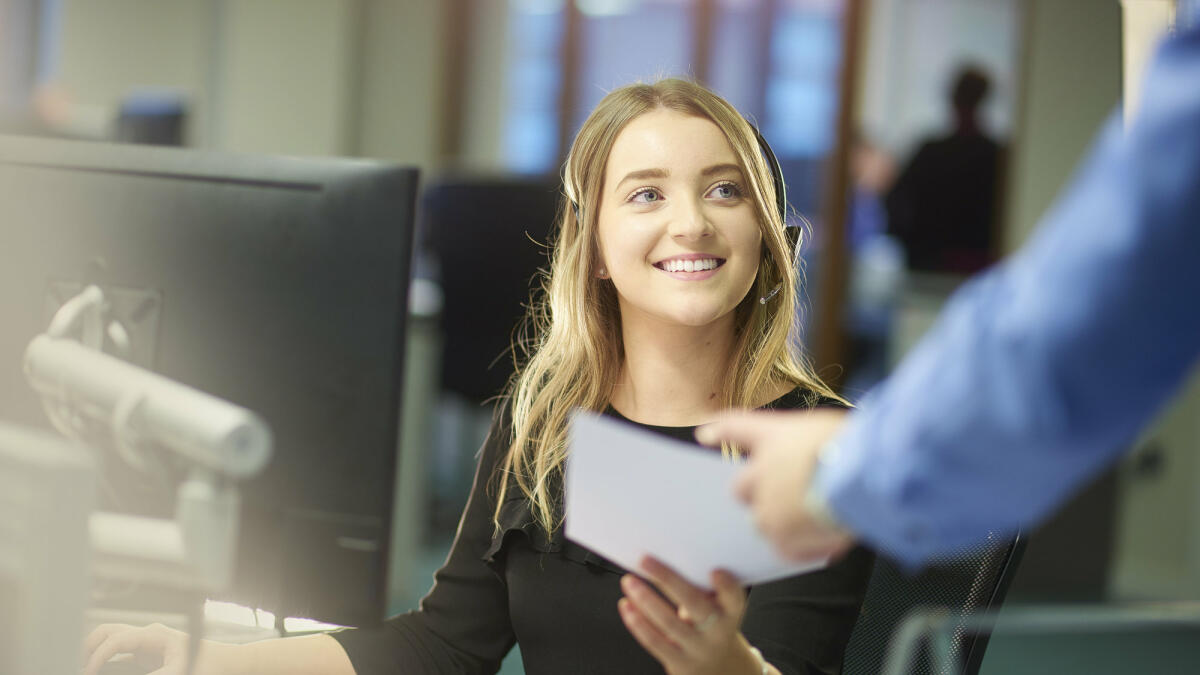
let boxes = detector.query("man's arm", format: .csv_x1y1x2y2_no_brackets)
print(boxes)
706,28,1200,568
811,27,1200,566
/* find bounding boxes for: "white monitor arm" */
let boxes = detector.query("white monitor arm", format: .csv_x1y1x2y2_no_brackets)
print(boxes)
24,285,273,592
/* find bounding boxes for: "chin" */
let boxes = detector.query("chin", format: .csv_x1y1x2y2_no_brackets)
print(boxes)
661,305,733,328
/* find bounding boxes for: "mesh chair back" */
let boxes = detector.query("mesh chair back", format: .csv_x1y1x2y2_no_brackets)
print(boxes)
842,534,1024,675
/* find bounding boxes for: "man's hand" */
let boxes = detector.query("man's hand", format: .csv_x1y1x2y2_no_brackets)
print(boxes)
697,409,856,562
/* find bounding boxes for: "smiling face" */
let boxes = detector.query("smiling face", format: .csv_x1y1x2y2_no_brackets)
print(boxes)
595,108,763,333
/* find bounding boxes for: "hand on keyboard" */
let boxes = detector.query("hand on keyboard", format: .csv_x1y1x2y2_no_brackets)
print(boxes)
83,622,223,675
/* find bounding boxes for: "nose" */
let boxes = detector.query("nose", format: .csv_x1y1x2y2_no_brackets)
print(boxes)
667,196,713,241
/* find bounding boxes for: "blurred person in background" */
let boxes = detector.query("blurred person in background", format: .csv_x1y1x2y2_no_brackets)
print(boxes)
885,65,1006,275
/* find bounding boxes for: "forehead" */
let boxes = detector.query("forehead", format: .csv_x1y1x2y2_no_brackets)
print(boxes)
604,109,740,181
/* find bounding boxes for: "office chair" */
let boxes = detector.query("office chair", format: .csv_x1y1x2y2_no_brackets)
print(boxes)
841,533,1025,675
420,176,560,405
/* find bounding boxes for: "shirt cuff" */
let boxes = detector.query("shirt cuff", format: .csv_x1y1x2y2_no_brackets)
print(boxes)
810,412,940,570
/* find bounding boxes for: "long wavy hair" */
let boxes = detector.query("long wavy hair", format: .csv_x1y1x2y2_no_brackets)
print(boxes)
494,78,841,534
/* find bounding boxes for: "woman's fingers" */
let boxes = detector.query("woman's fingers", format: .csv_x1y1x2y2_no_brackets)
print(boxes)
83,626,152,675
619,561,761,675
83,623,135,661
621,574,699,646
710,569,747,617
618,597,685,671
637,556,722,628
82,623,182,675
620,562,758,675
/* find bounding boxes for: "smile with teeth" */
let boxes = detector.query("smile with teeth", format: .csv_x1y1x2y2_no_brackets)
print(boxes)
655,258,724,273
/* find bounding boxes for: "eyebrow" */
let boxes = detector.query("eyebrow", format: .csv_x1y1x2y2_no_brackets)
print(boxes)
613,163,744,193
700,163,744,178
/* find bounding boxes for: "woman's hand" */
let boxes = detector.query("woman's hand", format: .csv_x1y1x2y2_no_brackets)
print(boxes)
618,556,768,675
82,622,234,675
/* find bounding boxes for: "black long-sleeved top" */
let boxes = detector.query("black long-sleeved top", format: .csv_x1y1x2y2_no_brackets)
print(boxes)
332,388,874,674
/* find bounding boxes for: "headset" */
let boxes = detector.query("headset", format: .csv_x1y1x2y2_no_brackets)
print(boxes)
749,123,801,304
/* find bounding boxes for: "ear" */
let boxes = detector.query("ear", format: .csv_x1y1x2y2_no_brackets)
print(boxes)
593,242,609,279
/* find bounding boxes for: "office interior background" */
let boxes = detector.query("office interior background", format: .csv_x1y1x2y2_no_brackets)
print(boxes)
2,0,1199,673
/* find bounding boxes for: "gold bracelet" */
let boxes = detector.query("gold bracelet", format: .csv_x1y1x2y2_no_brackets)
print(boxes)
748,646,769,675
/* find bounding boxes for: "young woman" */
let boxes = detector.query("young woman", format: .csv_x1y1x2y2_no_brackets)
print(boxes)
84,78,873,675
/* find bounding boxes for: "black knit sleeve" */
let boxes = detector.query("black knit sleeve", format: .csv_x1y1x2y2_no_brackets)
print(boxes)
329,412,517,674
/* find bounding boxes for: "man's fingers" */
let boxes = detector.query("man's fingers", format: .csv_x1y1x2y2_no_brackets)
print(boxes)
695,411,772,448
732,464,757,503
698,409,835,451
775,530,856,564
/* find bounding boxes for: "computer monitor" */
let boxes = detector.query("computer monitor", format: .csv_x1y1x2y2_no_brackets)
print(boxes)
0,134,418,628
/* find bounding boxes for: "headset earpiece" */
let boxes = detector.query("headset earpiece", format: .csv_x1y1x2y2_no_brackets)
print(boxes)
750,123,798,303
750,124,788,226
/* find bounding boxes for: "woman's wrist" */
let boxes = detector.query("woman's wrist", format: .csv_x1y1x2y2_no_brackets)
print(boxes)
734,636,771,675
747,645,769,675
204,641,250,675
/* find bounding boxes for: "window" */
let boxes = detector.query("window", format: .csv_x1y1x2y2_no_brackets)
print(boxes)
503,1,568,173
499,0,849,223
571,0,694,134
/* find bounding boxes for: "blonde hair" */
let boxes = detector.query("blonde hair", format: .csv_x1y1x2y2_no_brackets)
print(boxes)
495,78,840,533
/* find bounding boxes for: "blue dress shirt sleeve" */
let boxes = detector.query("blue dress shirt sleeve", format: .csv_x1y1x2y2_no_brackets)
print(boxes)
814,27,1200,567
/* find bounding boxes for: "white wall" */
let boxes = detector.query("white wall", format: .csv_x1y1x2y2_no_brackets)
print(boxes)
858,0,1023,160
0,0,41,114
57,0,212,143
218,0,359,156
1112,369,1200,600
459,0,512,171
1109,0,1200,602
1002,0,1122,251
357,0,447,164
54,0,449,171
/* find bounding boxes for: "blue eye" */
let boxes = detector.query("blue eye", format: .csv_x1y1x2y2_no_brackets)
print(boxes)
708,181,742,200
629,187,663,204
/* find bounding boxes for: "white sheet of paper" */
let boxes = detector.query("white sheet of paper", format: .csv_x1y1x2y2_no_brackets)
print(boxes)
565,411,828,589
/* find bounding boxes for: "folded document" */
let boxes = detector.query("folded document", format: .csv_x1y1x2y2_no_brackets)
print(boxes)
565,411,828,589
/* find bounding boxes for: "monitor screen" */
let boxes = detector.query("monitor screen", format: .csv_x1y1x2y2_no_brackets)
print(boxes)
0,134,418,628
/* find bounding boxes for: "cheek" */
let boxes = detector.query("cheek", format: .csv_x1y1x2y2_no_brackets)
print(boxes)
594,218,616,268
595,208,621,264
594,236,610,269
598,218,654,270
596,232,624,273
729,221,765,270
